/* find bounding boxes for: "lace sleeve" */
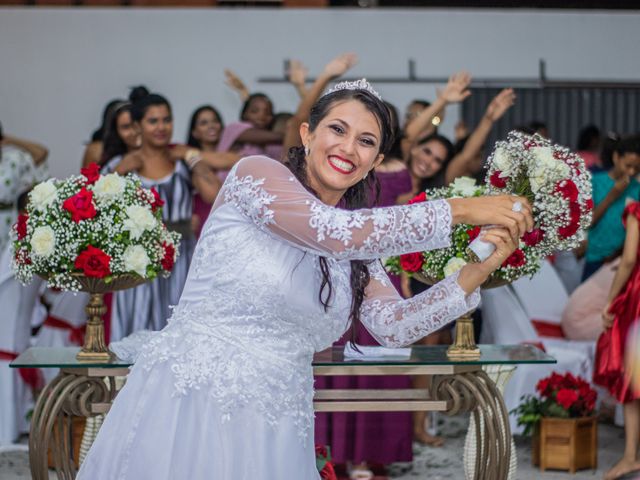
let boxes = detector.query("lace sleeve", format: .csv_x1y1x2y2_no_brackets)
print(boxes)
217,156,452,261
360,262,480,347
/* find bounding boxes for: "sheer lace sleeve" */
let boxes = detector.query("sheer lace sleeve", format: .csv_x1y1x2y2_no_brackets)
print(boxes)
360,262,480,347
218,155,452,261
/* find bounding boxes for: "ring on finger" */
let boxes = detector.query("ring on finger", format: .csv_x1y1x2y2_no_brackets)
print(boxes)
511,201,523,213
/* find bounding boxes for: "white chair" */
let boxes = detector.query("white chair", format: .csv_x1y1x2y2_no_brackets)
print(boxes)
0,247,45,445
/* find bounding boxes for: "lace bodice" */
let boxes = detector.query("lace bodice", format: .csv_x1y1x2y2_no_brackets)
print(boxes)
135,155,479,439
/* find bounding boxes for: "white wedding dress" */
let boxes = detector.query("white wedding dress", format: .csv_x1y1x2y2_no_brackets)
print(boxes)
77,156,479,480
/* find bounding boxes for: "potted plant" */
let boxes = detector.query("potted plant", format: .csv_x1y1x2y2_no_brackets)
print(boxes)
512,372,598,473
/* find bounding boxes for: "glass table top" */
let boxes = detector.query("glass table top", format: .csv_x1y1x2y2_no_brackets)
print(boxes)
11,344,555,369
313,344,556,366
10,347,133,369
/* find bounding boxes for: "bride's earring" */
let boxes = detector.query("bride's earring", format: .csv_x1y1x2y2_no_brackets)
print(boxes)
304,145,310,157
363,171,369,180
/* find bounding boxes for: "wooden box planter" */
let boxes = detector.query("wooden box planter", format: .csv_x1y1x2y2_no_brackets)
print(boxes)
531,416,597,473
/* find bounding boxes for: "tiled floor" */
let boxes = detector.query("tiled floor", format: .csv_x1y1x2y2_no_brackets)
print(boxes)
0,417,629,479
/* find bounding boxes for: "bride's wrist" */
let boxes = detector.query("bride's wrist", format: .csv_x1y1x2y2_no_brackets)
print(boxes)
456,263,489,295
446,198,468,225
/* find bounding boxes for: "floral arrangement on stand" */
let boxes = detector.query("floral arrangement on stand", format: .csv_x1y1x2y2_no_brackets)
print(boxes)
315,445,337,480
386,131,593,283
512,372,597,435
12,163,181,289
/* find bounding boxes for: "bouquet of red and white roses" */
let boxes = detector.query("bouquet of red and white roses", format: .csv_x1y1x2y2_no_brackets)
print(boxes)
387,131,592,283
12,163,180,291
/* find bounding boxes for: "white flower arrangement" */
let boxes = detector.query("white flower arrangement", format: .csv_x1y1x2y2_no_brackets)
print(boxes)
12,163,180,291
387,132,593,283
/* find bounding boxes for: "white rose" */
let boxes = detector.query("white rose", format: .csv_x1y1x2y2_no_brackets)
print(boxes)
451,177,479,197
30,180,58,211
30,226,56,257
443,257,467,277
123,245,150,277
529,147,570,192
492,147,515,177
93,173,126,200
123,205,157,240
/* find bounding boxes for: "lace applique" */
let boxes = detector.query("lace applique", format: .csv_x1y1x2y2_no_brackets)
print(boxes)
361,271,480,347
369,260,391,288
222,173,276,228
307,199,452,260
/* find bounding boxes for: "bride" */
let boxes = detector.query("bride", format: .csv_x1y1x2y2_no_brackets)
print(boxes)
77,80,532,479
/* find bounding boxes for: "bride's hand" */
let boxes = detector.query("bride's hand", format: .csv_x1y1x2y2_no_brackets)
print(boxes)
448,195,534,242
456,227,518,293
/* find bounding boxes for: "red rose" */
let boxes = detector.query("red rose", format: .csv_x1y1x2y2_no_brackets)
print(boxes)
319,462,337,480
80,163,101,185
584,198,594,211
555,179,579,202
408,191,427,205
161,242,176,271
556,388,579,410
569,202,581,223
63,187,97,223
502,248,526,268
16,213,28,240
466,226,481,242
74,246,111,278
522,228,544,247
489,171,507,188
15,248,31,265
399,252,424,273
150,187,165,212
558,221,579,239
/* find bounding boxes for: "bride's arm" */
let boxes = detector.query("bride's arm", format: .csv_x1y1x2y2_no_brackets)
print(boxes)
220,155,453,261
358,262,481,347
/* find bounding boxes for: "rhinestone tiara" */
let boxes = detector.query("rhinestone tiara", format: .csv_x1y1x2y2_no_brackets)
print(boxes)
325,78,382,101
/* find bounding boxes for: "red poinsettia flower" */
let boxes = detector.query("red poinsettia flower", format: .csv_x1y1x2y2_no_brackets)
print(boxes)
161,242,176,271
80,163,101,185
63,187,97,223
149,187,165,212
466,226,481,242
15,213,28,240
522,228,544,247
556,388,579,410
407,191,427,205
536,377,549,395
502,248,526,268
489,171,507,188
555,179,579,202
399,252,424,273
74,245,111,278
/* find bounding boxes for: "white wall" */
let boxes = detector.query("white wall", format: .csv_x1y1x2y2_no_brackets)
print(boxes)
1,7,639,177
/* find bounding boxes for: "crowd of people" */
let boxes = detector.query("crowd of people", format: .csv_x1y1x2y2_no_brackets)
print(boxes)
1,52,640,479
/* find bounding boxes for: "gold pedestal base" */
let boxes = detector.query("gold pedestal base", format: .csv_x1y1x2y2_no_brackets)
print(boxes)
447,311,481,359
76,293,112,363
76,350,114,362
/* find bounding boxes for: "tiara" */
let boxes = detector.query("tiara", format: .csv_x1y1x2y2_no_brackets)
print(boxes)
325,78,382,101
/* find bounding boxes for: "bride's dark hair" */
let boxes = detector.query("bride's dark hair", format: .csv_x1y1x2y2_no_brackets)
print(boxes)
286,88,394,345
